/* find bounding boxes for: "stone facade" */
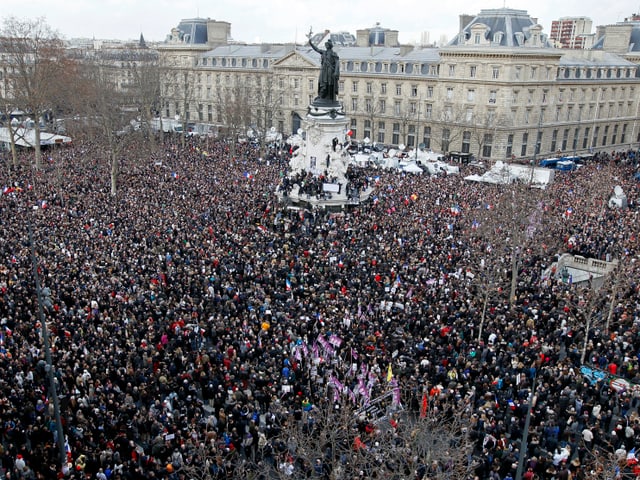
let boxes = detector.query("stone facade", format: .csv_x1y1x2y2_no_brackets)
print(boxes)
156,9,640,162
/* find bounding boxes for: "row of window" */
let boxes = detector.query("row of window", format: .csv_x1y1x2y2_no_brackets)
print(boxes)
346,118,633,158
445,63,637,81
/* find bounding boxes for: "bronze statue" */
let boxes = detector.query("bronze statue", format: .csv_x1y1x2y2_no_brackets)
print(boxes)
308,29,340,104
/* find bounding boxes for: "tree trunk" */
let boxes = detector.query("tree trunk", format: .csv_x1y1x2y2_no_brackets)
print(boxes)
34,122,42,170
477,291,489,342
110,152,119,196
509,249,518,306
9,123,18,170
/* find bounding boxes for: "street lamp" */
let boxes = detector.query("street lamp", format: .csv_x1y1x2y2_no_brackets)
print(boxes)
27,220,66,472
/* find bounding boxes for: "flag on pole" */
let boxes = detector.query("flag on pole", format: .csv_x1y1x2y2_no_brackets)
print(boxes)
285,277,292,291
386,364,393,382
420,393,428,418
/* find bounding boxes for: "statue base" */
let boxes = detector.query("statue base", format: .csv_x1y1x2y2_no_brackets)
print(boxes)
277,101,374,209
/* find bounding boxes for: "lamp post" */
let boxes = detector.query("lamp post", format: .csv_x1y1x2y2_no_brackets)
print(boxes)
27,220,66,471
529,107,544,185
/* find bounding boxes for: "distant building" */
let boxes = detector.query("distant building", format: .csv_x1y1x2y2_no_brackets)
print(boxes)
550,17,593,49
155,8,640,161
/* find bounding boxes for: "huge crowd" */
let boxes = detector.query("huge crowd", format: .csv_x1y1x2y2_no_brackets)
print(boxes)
0,137,638,480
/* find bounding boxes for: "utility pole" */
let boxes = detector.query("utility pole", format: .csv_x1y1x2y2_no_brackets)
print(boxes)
529,107,544,185
28,220,66,471
515,373,537,480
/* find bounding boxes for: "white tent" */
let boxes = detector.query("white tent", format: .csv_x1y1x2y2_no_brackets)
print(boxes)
397,161,423,174
0,127,72,149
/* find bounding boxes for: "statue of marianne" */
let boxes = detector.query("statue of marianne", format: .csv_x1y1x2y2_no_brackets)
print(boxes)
308,29,340,104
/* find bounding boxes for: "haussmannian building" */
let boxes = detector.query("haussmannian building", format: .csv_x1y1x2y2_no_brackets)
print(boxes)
156,8,640,162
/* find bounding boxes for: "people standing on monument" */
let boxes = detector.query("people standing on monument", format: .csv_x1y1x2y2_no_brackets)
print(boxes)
308,33,340,103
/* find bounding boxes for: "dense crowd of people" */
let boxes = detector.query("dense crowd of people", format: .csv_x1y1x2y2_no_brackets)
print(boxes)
0,137,638,480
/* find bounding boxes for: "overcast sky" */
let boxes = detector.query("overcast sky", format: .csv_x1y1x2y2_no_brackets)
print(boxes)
2,0,636,45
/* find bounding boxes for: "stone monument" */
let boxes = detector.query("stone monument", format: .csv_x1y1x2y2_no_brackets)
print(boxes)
279,29,372,207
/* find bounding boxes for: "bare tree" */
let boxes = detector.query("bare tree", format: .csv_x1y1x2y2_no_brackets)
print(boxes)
428,104,466,154
75,59,131,196
249,72,282,159
217,78,253,158
178,393,472,480
0,16,67,169
127,50,162,152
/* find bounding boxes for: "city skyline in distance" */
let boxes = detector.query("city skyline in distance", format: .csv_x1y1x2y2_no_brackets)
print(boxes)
2,0,636,45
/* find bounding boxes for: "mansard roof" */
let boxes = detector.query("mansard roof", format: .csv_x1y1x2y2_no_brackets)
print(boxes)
448,8,553,48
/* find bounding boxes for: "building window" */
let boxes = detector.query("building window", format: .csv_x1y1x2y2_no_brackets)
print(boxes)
407,125,416,147
425,104,432,119
542,91,548,104
521,132,528,157
449,65,455,76
377,122,385,143
592,126,599,148
446,87,454,100
582,127,590,149
524,109,530,124
411,85,418,97
515,66,522,80
379,99,386,113
364,120,371,140
396,84,402,95
602,125,608,146
462,131,471,153
365,98,373,113
381,83,387,94
551,129,558,152
535,131,542,155
506,134,514,158
492,67,500,79
489,90,497,104
427,86,434,98
352,81,358,93
621,124,627,143
338,80,344,92
410,102,417,115
561,129,569,151
482,134,493,157
474,33,481,44
392,123,400,145
366,82,373,94
442,129,451,152
470,66,477,78
572,128,579,151
530,66,537,79
423,126,431,149
309,79,314,90
467,89,475,102
394,101,401,115
350,98,358,111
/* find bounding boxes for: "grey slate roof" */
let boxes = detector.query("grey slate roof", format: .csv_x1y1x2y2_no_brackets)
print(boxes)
175,18,210,45
448,8,553,48
592,22,640,52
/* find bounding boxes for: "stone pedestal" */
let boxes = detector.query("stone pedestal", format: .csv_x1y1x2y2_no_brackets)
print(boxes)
281,102,373,209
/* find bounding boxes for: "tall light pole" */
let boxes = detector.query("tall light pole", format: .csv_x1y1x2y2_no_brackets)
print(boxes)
515,373,537,480
28,220,66,471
